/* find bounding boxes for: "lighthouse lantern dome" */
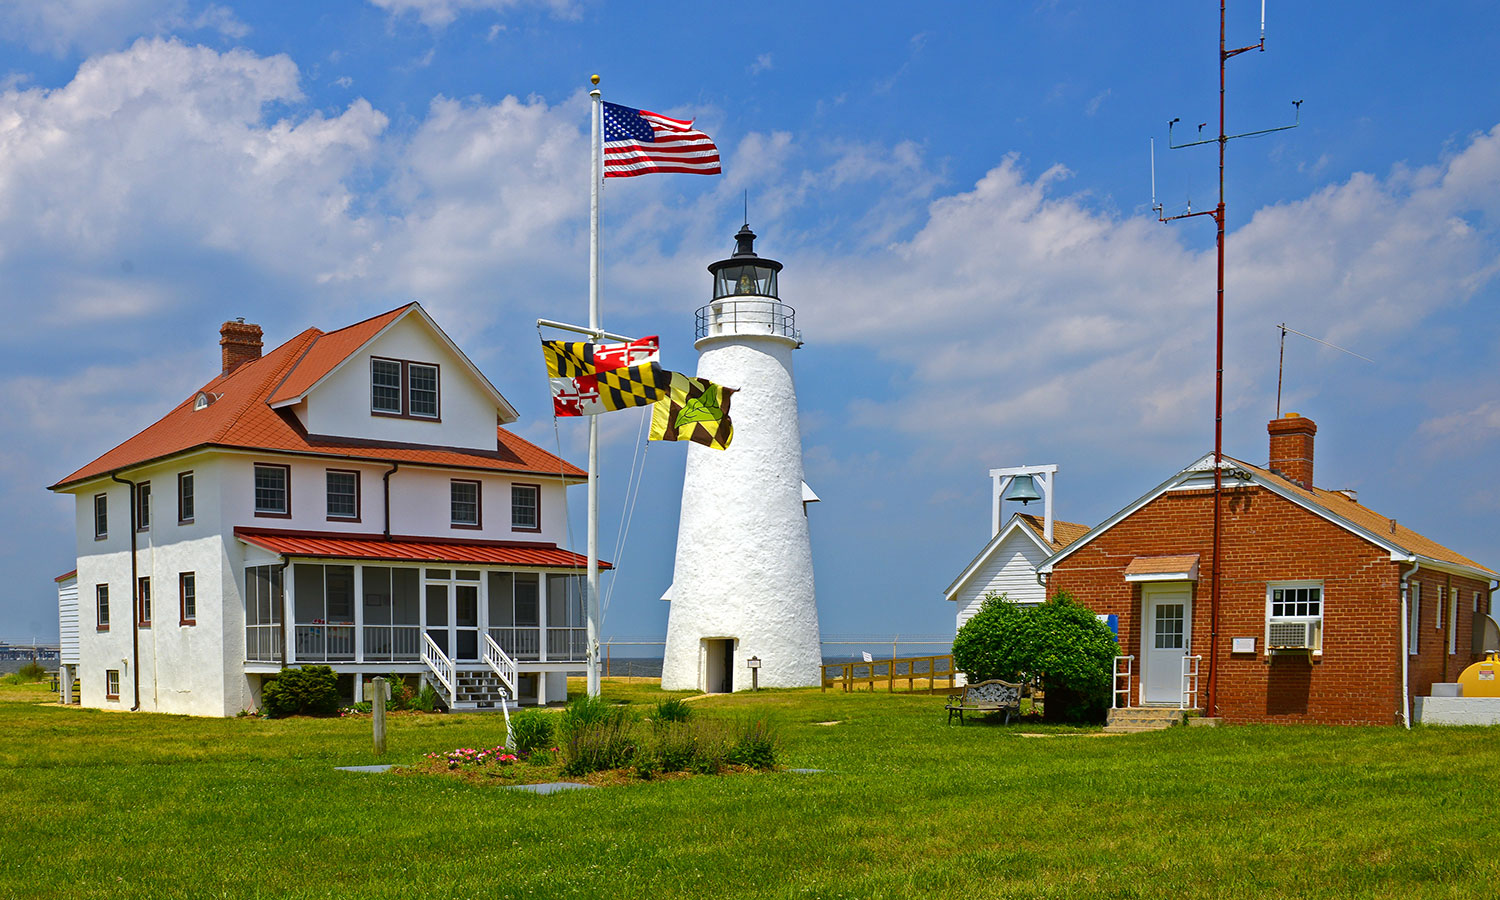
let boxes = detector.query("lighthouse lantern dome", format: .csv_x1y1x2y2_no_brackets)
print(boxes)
709,224,783,300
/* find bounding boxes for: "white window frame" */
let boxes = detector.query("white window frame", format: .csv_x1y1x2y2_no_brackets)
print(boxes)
1449,587,1459,655
105,669,120,699
1266,580,1324,655
1408,582,1420,656
371,358,403,414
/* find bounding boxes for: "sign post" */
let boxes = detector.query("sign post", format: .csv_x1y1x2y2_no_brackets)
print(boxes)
746,656,761,692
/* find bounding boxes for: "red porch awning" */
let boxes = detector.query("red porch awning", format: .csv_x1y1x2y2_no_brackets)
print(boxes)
234,528,608,569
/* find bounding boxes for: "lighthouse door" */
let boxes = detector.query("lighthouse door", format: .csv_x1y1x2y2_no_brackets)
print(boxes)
704,639,735,693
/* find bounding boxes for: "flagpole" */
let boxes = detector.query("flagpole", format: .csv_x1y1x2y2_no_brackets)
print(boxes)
586,76,602,698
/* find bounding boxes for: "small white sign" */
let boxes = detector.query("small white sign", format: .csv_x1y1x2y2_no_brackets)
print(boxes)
861,651,873,663
745,657,761,669
1232,637,1257,654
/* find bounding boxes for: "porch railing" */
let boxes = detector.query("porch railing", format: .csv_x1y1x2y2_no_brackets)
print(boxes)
421,632,456,707
361,625,421,661
1112,655,1134,709
294,624,355,661
547,627,588,661
487,627,541,661
1180,654,1202,710
246,624,283,663
482,633,518,698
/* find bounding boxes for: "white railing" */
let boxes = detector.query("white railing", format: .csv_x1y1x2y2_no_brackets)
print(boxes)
482,633,518,699
547,627,588,661
362,625,421,661
421,632,456,708
246,624,283,663
487,627,541,660
294,624,355,661
1180,654,1202,710
1113,655,1135,709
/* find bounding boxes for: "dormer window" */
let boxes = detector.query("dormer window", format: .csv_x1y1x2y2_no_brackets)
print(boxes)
371,357,440,420
194,393,210,411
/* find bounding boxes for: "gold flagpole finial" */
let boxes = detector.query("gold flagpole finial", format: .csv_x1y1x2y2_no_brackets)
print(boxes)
590,74,600,85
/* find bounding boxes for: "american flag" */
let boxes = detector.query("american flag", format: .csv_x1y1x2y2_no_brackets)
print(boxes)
602,101,721,178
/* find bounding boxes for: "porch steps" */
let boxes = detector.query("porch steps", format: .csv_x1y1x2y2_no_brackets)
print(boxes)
1104,707,1188,733
423,669,515,712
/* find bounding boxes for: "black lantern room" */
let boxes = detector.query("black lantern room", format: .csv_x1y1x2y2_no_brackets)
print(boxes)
708,224,783,300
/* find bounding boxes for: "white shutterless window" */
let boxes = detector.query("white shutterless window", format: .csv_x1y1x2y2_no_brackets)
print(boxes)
1408,582,1420,655
1449,588,1459,655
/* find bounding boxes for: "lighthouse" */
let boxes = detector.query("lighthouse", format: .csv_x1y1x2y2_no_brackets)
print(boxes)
660,223,822,692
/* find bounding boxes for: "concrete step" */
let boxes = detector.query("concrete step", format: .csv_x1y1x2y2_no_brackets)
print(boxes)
1105,707,1188,733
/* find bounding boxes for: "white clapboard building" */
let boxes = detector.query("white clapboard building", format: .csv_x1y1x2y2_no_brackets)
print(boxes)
49,303,594,716
944,466,1088,629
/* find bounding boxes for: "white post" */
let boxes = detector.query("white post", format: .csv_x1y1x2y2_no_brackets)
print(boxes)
1042,471,1055,546
586,80,603,698
353,564,364,664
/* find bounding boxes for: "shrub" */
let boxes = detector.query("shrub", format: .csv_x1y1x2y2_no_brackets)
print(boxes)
17,661,48,681
653,698,692,725
559,695,636,776
952,591,1117,723
647,721,701,773
727,718,780,770
559,694,620,739
412,682,438,713
384,673,413,711
509,709,554,755
261,665,340,718
560,714,636,777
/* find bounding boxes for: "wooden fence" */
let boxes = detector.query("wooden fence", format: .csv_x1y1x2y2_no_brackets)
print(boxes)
821,654,957,694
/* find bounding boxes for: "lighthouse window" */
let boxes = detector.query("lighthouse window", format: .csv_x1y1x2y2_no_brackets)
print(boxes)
713,265,778,299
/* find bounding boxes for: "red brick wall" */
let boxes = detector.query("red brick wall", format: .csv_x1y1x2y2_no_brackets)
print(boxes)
1049,484,1413,725
1406,569,1489,693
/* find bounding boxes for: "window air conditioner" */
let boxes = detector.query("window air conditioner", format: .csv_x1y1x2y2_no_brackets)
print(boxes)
1268,620,1315,650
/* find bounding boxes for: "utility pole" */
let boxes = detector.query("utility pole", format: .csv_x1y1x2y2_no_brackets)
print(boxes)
1152,0,1299,718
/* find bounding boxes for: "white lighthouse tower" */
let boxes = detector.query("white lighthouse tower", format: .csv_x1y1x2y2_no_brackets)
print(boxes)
660,224,822,692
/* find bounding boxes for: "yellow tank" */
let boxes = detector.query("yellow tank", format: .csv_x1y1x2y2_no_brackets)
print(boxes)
1459,652,1500,698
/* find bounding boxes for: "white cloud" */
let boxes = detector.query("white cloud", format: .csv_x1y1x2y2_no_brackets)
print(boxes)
749,53,773,75
0,0,247,56
366,0,577,28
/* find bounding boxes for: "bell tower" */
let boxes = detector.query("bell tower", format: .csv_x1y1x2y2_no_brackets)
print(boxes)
660,223,822,692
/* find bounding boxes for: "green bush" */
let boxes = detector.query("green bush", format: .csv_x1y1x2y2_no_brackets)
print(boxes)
653,698,692,725
560,695,636,776
509,709,554,755
951,590,1117,723
647,722,701,773
384,673,413,711
727,718,780,770
261,666,340,718
412,682,438,713
17,661,48,681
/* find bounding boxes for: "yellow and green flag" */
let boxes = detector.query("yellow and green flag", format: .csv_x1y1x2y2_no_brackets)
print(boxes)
649,371,736,450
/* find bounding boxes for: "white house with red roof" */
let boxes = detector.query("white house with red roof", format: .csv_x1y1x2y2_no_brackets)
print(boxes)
49,303,596,717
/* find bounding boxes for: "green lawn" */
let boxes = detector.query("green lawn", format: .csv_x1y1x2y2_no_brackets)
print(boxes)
2,679,1496,899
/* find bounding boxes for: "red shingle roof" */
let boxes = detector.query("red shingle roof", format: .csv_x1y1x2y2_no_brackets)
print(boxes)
235,528,608,569
50,305,583,490
267,305,410,405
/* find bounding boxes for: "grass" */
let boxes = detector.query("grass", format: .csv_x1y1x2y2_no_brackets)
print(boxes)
3,678,1498,899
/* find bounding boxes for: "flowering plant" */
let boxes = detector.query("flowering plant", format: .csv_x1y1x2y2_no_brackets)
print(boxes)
425,746,519,769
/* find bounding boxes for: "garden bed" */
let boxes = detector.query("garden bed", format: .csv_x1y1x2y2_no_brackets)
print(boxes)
403,745,772,787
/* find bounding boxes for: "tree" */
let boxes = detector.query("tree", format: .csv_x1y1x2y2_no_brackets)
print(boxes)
951,591,1118,722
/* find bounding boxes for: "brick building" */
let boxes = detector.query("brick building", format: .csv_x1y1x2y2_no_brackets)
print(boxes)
1040,414,1496,726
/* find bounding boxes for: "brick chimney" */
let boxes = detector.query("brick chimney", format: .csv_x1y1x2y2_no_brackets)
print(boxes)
1268,413,1317,489
220,319,263,375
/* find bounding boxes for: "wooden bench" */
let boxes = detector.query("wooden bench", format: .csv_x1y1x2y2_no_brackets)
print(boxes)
945,679,1023,725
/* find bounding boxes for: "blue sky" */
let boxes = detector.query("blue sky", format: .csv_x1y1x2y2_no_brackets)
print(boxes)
3,0,1498,644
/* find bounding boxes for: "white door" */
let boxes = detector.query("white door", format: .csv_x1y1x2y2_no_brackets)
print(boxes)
1142,585,1192,705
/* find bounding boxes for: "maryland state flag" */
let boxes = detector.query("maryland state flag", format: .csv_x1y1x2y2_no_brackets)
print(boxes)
649,371,736,450
543,336,668,416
